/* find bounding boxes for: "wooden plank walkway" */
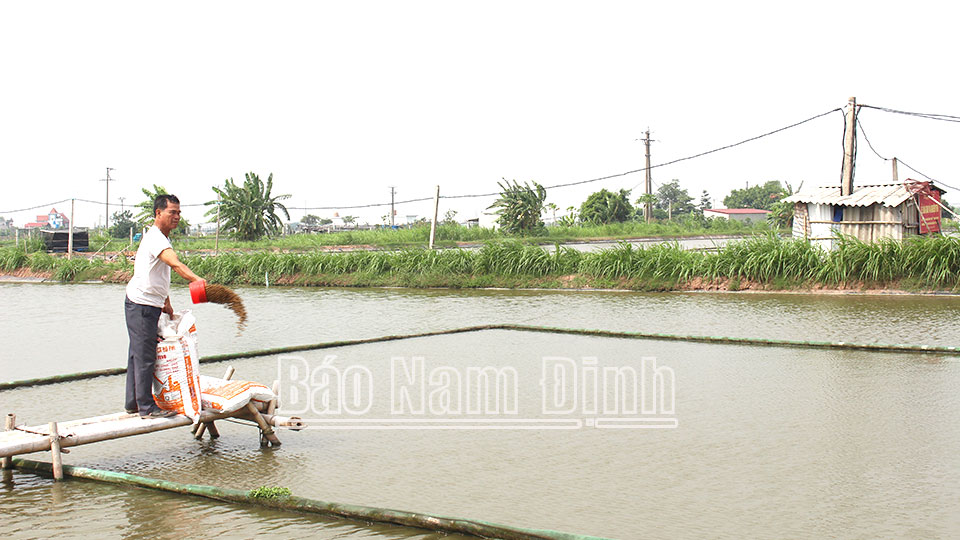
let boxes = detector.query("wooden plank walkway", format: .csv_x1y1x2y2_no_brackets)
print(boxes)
0,409,304,459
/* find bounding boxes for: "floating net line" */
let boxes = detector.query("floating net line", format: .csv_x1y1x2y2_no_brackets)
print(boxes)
3,323,958,392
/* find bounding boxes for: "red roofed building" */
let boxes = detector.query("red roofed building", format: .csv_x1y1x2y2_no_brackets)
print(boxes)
24,208,70,230
702,208,771,223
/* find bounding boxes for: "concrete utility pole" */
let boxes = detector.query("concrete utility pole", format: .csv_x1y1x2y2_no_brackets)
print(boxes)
100,167,116,230
119,196,126,213
215,193,221,255
68,199,74,260
642,130,654,223
428,185,440,249
841,97,857,196
892,157,899,183
389,186,396,227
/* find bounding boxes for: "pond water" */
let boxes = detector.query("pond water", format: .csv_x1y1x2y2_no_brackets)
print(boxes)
1,283,959,539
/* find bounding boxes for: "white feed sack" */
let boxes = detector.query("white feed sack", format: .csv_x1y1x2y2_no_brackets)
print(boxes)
152,310,203,424
200,376,276,414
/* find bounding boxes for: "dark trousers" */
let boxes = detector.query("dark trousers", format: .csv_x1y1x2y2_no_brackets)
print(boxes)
124,297,162,414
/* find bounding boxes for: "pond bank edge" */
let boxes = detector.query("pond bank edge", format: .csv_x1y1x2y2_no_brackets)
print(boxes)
1,269,956,296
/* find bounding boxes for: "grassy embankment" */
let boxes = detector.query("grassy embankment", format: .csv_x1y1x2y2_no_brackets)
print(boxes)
169,219,774,251
3,234,960,292
0,218,773,252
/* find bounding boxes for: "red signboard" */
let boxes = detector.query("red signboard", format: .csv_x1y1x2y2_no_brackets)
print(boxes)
918,188,941,234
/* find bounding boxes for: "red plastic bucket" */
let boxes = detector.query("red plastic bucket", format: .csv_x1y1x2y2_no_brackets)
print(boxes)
189,280,208,304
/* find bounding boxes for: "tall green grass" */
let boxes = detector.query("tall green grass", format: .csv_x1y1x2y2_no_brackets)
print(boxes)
175,234,960,289
0,247,29,271
6,234,960,290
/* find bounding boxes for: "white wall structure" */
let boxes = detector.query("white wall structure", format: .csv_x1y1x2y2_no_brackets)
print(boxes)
478,212,499,230
702,209,771,223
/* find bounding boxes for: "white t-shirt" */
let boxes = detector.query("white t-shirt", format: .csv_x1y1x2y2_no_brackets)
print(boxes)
125,225,173,308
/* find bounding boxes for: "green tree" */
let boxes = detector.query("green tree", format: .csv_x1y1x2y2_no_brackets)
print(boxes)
635,193,658,221
301,214,320,226
767,199,794,228
109,210,137,239
655,180,695,219
723,180,788,210
544,202,559,224
206,172,291,241
765,182,797,228
488,179,547,234
135,184,190,235
442,209,458,225
580,188,634,224
558,206,578,227
698,190,712,213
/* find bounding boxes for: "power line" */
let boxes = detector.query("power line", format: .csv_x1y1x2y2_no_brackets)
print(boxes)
856,117,888,161
311,106,842,208
544,107,843,190
897,159,960,192
859,104,960,124
0,199,70,214
857,117,960,192
1,107,844,215
302,196,435,211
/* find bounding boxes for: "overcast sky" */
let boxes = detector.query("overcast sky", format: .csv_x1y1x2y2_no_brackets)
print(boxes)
2,1,957,228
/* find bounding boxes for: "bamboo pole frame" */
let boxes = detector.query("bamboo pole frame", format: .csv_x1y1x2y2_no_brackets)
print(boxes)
49,422,63,480
0,409,303,459
246,402,281,447
195,366,235,440
2,414,13,469
267,380,279,416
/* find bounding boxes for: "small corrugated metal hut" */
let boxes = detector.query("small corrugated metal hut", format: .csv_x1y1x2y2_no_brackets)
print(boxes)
783,180,944,249
40,229,89,252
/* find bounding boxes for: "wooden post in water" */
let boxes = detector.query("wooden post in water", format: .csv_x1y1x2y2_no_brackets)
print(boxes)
49,422,63,480
2,414,14,469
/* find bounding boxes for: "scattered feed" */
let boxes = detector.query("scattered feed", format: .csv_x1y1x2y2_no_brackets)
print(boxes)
205,283,247,332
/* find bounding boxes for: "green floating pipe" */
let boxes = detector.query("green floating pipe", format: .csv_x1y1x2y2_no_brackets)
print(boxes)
504,324,960,356
0,325,497,391
11,458,606,540
3,323,959,392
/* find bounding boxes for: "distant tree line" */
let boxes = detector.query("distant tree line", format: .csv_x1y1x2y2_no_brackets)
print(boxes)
118,172,797,243
489,178,796,232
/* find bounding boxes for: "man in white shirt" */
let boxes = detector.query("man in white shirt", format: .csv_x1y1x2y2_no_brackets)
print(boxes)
125,194,204,419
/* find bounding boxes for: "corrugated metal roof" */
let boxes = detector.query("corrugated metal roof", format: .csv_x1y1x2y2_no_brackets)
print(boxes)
784,182,938,207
